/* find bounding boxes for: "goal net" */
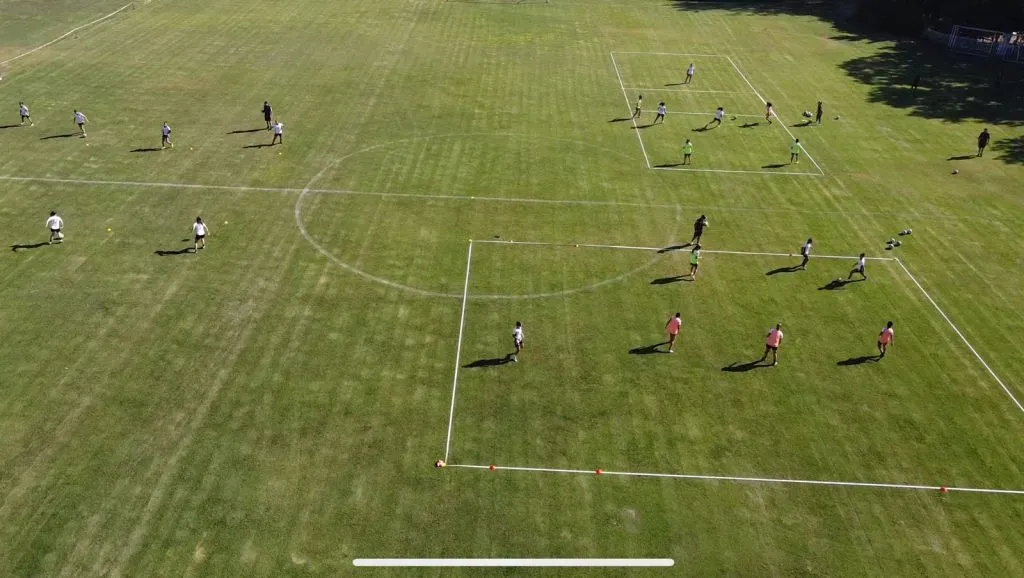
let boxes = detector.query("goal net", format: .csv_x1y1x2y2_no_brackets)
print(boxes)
949,25,1020,60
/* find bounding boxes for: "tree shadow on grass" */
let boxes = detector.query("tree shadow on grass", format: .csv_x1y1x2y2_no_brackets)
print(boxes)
991,135,1024,165
463,357,513,368
11,242,48,251
837,355,880,366
721,359,768,372
629,342,669,355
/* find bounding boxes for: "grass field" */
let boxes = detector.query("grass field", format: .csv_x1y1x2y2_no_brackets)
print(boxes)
2,0,1024,574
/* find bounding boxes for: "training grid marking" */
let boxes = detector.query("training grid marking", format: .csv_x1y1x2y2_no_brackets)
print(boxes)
610,52,825,177
442,239,1024,496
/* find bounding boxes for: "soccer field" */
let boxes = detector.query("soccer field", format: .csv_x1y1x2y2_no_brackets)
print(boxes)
2,0,1024,574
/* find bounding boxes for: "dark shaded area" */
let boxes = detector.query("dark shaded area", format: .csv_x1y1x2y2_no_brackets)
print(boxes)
226,128,266,134
739,122,760,129
658,244,690,253
0,124,21,129
946,154,976,160
463,357,513,368
631,123,655,130
762,163,788,169
11,242,48,251
131,147,162,153
766,265,801,276
40,133,77,140
629,342,669,355
650,275,690,285
670,1,1024,165
609,117,633,123
155,248,191,256
837,355,880,365
655,162,684,168
243,143,273,149
721,360,767,372
819,277,866,290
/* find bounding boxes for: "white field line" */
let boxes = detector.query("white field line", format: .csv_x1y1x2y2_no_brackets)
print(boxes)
724,55,825,176
662,111,764,118
652,166,821,177
473,239,893,261
446,464,1024,496
354,559,674,568
613,51,730,58
895,258,1024,416
609,52,651,168
621,87,750,94
443,241,474,461
0,3,134,67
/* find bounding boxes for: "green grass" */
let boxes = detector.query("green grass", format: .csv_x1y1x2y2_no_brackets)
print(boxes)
1,0,1024,575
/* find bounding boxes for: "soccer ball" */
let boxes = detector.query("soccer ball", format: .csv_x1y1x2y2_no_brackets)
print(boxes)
434,459,446,468
952,169,960,175
57,232,65,240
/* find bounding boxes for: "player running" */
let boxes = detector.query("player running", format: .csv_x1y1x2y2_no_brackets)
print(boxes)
192,216,210,253
262,101,273,130
765,102,775,125
815,101,823,125
271,120,284,145
877,321,895,358
705,106,724,129
686,244,702,280
73,110,88,137
19,102,32,126
682,139,694,165
684,63,695,84
653,102,666,124
511,321,524,362
977,128,990,157
46,211,64,244
632,94,643,119
789,138,801,164
798,238,812,269
161,122,173,149
690,214,709,245
848,253,867,280
760,323,784,366
665,313,682,353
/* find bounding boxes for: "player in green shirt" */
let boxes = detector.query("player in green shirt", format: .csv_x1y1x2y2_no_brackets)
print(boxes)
682,139,694,165
687,244,702,280
789,138,801,164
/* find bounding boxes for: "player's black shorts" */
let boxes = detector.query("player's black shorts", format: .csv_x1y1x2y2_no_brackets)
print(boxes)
766,345,778,351
51,228,61,234
77,123,84,128
195,234,205,242
265,114,272,121
656,113,665,120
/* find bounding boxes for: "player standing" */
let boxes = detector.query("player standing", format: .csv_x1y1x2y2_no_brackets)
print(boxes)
682,139,694,165
686,244,702,280
877,321,895,358
192,216,210,253
789,138,801,164
685,63,695,84
761,323,784,366
690,214,708,245
705,106,724,129
511,321,524,362
46,211,64,244
765,102,775,125
653,102,666,124
161,122,173,149
632,95,642,119
977,128,990,157
19,102,32,126
262,101,273,130
271,120,284,145
73,110,88,137
848,253,867,280
815,101,823,125
798,238,812,269
665,313,682,353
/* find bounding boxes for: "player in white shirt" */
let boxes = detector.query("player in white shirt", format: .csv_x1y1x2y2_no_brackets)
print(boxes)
192,216,210,253
798,238,812,269
653,102,666,125
847,253,867,280
685,63,695,84
632,95,642,119
511,321,524,362
271,120,284,145
73,110,88,136
705,106,724,129
46,211,64,244
19,102,32,126
161,122,173,149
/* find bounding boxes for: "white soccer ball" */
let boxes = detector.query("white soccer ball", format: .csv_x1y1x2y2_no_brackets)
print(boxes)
952,169,960,175
57,232,65,239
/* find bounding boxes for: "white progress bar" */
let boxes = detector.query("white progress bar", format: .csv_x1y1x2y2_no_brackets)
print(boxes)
353,558,675,567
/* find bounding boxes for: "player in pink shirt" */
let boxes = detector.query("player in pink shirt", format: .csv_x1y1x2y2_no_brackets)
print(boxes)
877,321,894,358
760,323,784,366
664,312,682,353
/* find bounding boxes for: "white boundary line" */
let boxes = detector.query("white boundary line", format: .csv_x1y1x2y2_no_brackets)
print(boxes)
609,53,651,168
896,258,1024,416
0,2,134,67
446,464,1024,496
652,166,821,176
725,55,825,176
354,558,674,568
613,51,730,58
621,87,752,94
474,239,893,261
443,241,474,461
662,111,764,118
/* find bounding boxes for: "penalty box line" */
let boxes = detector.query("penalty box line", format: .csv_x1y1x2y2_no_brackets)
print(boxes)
473,239,894,261
445,464,1024,497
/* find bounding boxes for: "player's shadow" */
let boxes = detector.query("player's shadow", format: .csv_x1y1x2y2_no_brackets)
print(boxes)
463,357,513,368
609,117,634,123
629,342,669,355
762,163,788,169
657,243,690,253
792,120,814,127
837,355,879,366
739,122,761,128
650,275,691,285
946,154,976,161
243,143,274,149
654,162,684,168
819,278,864,290
632,124,655,130
664,82,687,86
154,248,192,256
10,242,49,251
227,128,266,134
721,360,768,372
766,265,801,275
692,126,713,132
0,124,22,129
131,147,162,153
40,133,78,140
